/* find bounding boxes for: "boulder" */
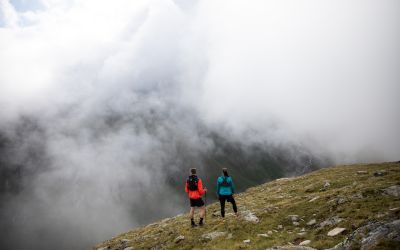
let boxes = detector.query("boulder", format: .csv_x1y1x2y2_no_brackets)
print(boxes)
288,215,299,222
201,231,227,241
320,216,343,228
351,192,364,199
304,184,315,192
357,171,368,175
241,210,260,223
258,233,269,238
382,185,400,197
326,220,400,250
174,235,185,243
299,240,311,246
308,196,319,202
123,247,133,250
337,197,347,205
306,219,316,226
120,239,130,244
374,171,387,177
327,227,347,236
243,239,251,244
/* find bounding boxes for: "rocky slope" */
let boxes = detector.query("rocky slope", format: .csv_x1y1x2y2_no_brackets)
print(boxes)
92,162,400,250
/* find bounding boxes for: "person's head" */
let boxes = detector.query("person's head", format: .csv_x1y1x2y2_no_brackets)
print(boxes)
222,168,229,176
190,168,197,175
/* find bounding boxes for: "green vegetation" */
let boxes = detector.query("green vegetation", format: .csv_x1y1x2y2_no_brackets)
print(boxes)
92,162,400,250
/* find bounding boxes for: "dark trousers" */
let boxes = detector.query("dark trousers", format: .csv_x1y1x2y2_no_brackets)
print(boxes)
219,195,237,217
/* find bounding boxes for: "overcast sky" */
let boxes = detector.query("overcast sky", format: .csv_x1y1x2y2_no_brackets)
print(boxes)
1,0,399,161
0,0,399,249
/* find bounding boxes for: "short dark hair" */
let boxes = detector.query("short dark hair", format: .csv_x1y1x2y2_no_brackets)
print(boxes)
190,168,197,175
222,168,228,176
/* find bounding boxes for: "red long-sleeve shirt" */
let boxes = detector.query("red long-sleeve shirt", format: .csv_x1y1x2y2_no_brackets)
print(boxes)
185,177,206,199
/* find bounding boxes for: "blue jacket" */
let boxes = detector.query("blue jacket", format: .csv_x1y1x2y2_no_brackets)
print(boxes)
217,176,235,196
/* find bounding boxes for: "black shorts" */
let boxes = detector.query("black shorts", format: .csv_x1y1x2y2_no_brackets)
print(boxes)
190,198,205,207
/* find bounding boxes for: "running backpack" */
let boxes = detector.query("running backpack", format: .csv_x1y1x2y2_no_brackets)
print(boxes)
187,175,199,191
221,176,230,187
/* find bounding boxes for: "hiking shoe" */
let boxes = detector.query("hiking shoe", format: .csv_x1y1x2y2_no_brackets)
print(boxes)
191,219,197,228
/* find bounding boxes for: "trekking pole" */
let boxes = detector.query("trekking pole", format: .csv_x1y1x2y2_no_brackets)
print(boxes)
204,188,207,222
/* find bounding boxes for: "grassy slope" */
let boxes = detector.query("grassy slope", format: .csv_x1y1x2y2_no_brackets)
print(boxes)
92,162,400,250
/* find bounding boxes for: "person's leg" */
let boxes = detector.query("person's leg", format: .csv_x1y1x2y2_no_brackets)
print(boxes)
199,206,205,225
190,207,195,219
190,207,196,226
230,196,238,215
219,196,226,217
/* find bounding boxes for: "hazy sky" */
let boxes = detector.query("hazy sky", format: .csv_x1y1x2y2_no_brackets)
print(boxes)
0,0,399,249
1,0,399,161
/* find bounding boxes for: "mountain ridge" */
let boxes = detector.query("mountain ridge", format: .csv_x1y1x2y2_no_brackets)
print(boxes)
92,162,400,250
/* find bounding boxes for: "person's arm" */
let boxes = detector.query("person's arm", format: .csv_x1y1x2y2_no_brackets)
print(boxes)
185,180,189,193
198,179,206,195
216,177,220,197
230,177,235,194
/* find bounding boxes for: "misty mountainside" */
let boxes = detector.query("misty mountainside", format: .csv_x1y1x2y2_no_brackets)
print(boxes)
0,109,328,250
92,162,400,250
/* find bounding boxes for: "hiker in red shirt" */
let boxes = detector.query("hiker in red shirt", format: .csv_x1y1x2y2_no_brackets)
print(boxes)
185,168,207,227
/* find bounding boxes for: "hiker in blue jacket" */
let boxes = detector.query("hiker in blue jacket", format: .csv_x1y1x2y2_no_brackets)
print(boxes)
217,168,238,217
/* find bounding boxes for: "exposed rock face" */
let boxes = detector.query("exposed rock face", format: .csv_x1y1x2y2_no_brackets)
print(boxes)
327,220,400,250
382,185,400,197
266,246,317,250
